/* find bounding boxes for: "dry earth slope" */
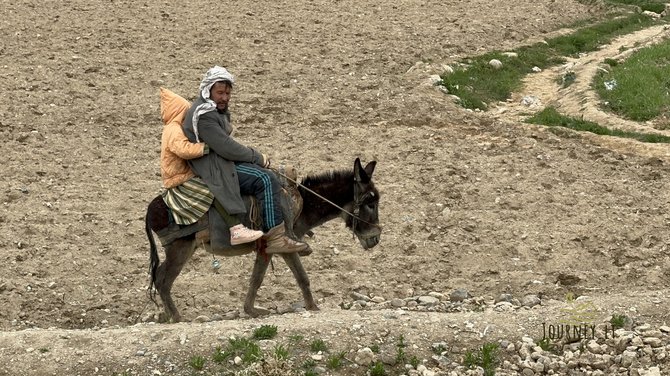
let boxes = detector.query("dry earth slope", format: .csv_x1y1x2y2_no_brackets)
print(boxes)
1,0,669,375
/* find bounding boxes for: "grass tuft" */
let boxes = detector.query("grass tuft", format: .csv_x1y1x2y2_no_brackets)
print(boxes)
253,324,278,340
463,343,499,376
309,338,328,353
369,361,387,376
610,313,628,329
527,106,670,143
594,39,670,122
189,355,206,371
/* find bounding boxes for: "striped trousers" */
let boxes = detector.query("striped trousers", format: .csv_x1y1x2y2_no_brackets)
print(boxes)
235,162,283,232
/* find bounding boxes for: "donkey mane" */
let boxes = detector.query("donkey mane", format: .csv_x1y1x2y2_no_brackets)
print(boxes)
299,169,353,189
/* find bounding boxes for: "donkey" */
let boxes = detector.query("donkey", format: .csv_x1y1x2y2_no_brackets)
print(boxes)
145,158,381,322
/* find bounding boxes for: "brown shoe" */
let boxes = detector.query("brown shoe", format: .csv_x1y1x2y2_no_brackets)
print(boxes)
264,222,310,254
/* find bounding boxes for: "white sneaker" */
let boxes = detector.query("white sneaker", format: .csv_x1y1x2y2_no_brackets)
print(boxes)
230,224,264,245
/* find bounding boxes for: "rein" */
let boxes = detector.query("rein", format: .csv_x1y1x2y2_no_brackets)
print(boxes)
271,167,376,227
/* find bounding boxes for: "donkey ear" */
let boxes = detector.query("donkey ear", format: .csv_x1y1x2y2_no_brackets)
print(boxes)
355,158,374,183
363,161,376,179
354,158,367,183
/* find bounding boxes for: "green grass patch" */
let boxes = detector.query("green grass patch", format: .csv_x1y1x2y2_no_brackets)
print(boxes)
463,343,499,376
325,351,347,370
442,12,661,109
189,355,206,371
224,337,263,364
606,0,667,13
395,334,407,364
527,106,670,142
369,361,387,376
309,338,328,353
594,39,670,122
253,324,278,340
610,313,629,329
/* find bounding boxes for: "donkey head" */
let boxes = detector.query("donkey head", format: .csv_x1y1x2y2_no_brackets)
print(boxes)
346,158,381,249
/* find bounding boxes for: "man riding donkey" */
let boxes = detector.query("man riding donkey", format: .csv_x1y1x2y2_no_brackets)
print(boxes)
160,65,309,254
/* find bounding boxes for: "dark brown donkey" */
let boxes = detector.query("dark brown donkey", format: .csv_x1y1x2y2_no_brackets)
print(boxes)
145,158,381,322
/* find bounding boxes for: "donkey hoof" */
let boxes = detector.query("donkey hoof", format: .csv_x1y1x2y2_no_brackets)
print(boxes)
307,304,320,312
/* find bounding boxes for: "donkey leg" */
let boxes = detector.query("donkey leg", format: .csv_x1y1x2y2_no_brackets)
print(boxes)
243,253,272,317
281,253,319,311
155,238,196,323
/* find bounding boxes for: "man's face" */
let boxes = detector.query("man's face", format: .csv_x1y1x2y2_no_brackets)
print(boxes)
210,81,232,111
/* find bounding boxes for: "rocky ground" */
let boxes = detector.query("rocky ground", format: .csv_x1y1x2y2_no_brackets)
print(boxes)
1,0,670,375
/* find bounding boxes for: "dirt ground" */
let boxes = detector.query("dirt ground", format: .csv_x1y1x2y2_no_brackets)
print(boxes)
1,0,670,375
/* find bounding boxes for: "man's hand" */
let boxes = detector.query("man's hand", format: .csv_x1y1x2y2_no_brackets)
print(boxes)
261,153,271,168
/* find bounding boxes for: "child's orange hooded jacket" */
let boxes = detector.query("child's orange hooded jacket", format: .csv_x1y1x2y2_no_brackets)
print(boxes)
159,88,207,189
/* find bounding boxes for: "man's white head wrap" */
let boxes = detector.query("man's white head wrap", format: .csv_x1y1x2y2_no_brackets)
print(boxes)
191,66,235,142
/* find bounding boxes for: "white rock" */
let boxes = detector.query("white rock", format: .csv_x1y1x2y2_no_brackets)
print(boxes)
642,10,662,19
418,296,440,306
621,350,637,367
354,347,375,365
428,75,442,86
370,296,385,303
640,366,661,376
643,337,663,347
489,59,503,69
428,291,445,299
391,298,404,307
194,315,210,323
587,340,602,354
521,95,540,107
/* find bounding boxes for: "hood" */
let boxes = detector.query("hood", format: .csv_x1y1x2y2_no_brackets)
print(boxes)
159,87,190,125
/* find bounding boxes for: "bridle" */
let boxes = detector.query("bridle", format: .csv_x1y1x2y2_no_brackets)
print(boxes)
272,167,377,229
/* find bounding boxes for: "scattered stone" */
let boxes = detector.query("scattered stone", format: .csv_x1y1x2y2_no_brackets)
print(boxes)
642,10,662,19
441,65,454,74
178,333,187,345
428,75,442,86
556,273,580,286
642,337,663,348
495,293,514,303
370,296,385,304
354,347,375,365
489,59,503,69
390,298,404,307
521,95,540,107
521,294,541,308
193,315,210,323
221,311,239,320
418,296,440,307
449,288,471,302
351,292,370,301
